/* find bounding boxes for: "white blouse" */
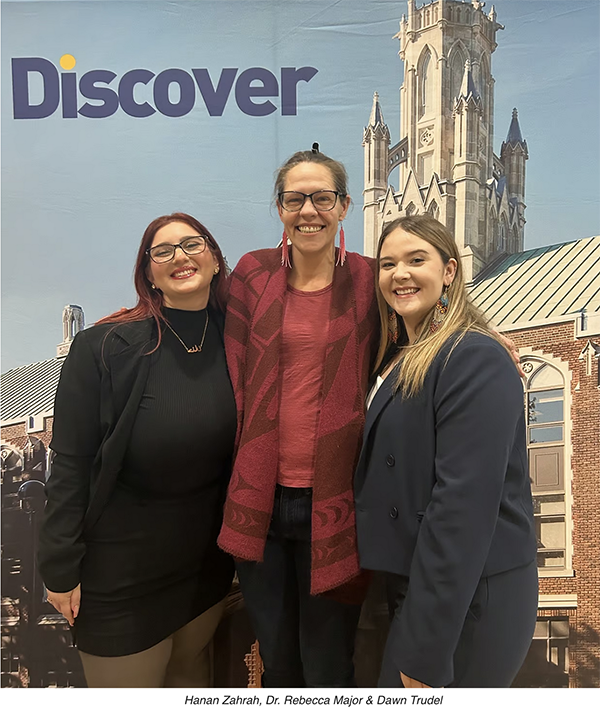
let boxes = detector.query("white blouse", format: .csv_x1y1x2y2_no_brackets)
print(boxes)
366,375,384,410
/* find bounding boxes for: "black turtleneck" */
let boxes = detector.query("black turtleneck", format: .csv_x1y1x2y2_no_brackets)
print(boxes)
121,306,236,497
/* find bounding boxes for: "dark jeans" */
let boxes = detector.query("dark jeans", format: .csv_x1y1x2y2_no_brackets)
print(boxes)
236,485,362,688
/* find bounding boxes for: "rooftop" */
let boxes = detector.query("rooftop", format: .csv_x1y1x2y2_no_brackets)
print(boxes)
470,235,600,329
1,357,65,422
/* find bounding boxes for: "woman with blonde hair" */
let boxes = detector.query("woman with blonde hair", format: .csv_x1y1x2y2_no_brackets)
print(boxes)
355,214,538,688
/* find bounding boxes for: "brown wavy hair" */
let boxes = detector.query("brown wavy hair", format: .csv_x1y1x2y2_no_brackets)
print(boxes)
97,213,229,347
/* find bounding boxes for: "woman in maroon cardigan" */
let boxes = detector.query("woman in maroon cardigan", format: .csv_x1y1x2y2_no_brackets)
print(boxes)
218,146,380,687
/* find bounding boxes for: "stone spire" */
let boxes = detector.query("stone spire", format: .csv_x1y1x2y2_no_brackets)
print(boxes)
363,91,390,257
368,91,385,129
500,108,528,253
503,107,527,149
457,59,481,104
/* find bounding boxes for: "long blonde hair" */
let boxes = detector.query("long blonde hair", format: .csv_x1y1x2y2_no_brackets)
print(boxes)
374,215,505,397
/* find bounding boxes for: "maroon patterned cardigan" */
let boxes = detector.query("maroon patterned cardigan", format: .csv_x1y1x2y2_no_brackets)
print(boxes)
217,248,379,598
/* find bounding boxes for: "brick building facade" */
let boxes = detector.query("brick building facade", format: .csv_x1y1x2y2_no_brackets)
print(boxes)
471,236,600,688
511,321,600,687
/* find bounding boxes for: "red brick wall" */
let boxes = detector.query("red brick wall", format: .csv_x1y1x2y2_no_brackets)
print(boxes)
1,420,54,452
511,321,600,688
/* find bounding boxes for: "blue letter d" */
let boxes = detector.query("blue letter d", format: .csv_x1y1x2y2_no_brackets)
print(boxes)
12,57,59,119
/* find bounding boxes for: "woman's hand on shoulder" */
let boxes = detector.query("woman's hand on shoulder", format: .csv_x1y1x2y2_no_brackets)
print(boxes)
46,584,81,626
400,671,434,689
494,331,525,377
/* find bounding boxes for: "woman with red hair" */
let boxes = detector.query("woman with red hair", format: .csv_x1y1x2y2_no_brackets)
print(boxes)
38,213,235,687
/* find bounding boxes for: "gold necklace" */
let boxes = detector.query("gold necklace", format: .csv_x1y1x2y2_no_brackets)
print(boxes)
164,310,209,353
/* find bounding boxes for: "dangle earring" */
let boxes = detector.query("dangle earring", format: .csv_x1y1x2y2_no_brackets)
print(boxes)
335,222,346,266
429,285,449,334
281,231,291,268
387,307,399,345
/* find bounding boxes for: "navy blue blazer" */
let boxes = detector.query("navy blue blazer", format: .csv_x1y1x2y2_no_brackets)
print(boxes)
354,331,536,687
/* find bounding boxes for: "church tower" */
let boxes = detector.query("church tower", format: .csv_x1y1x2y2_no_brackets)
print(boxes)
500,108,528,253
363,0,528,281
363,92,391,257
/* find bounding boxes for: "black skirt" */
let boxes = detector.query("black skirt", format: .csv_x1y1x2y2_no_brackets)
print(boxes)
74,482,233,656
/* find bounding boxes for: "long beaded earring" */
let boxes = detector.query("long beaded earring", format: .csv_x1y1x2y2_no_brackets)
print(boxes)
429,286,449,334
335,223,346,266
388,307,399,344
281,231,291,268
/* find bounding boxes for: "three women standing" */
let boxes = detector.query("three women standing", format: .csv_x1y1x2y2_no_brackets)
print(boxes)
39,156,535,690
38,214,236,687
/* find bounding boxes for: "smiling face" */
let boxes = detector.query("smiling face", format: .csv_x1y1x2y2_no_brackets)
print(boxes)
147,221,218,310
277,162,350,261
378,227,457,342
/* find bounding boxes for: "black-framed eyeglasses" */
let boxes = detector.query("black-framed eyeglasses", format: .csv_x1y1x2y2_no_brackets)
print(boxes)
278,190,340,212
146,236,208,264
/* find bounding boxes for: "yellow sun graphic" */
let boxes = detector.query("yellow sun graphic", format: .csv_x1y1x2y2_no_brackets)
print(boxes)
59,54,76,71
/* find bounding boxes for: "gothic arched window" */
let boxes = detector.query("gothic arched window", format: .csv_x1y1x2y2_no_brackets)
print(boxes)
427,200,440,220
512,225,520,252
418,49,434,119
490,213,498,255
498,217,508,252
405,202,416,216
449,47,466,110
522,360,569,572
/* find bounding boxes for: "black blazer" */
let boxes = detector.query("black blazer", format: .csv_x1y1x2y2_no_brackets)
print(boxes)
38,311,225,593
354,331,536,687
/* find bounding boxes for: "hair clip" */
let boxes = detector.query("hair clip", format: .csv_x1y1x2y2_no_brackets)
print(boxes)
311,142,319,154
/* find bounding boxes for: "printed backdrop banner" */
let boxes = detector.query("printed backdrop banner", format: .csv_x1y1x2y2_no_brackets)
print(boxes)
2,0,600,694
2,0,599,370
1,0,397,370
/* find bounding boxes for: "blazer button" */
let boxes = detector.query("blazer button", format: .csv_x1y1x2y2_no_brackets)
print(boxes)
389,506,398,519
386,454,395,467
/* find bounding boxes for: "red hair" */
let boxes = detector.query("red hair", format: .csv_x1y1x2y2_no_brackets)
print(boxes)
97,213,229,344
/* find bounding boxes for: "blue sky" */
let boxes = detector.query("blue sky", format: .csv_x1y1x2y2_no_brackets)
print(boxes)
2,0,599,370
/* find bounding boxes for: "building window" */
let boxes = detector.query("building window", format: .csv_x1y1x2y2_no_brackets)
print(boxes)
427,200,440,220
449,49,466,109
498,217,508,252
511,225,519,252
418,49,434,119
532,618,570,677
523,361,568,571
417,152,433,186
514,617,570,687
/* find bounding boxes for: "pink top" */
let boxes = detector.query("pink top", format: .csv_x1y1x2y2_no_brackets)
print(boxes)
277,283,332,488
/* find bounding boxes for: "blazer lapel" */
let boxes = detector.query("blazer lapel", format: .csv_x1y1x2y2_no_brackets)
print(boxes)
107,320,155,413
355,377,395,494
364,375,394,441
85,320,155,530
